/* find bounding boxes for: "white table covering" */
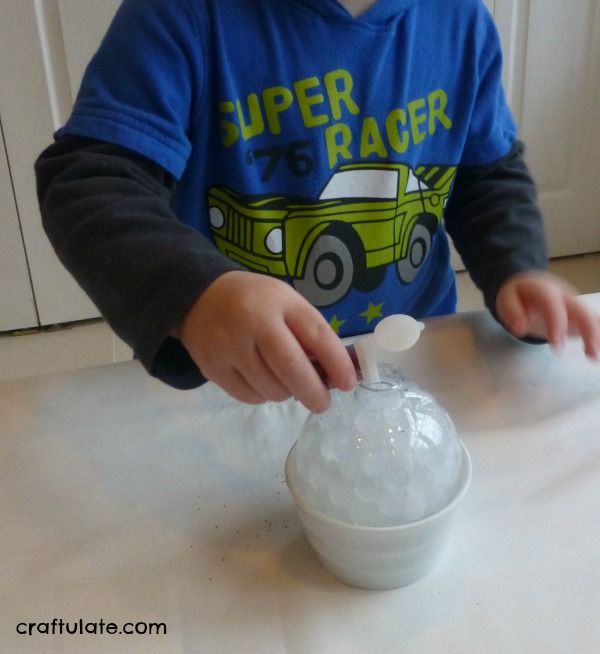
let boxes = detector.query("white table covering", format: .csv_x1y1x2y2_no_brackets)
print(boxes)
1,294,600,653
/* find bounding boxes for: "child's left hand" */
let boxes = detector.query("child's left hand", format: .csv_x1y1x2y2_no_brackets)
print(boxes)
495,271,600,359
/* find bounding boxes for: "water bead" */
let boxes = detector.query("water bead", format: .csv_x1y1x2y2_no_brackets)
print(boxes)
382,466,409,493
308,461,330,490
339,454,360,480
354,473,380,503
377,492,405,518
401,488,428,522
328,480,354,510
349,501,377,526
319,435,337,463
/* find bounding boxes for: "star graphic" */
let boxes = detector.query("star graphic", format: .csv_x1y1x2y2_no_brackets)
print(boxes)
359,302,384,324
329,315,346,334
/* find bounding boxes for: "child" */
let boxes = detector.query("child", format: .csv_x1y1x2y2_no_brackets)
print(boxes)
36,0,599,413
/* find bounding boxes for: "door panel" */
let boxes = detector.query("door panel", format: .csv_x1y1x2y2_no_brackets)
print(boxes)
57,0,122,100
0,1,104,326
453,0,600,270
494,0,600,256
0,120,38,332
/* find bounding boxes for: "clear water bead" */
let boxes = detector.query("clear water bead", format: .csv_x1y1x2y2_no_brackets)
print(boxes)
294,371,462,527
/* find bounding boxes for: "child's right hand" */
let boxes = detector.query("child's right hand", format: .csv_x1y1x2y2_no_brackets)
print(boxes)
176,271,357,413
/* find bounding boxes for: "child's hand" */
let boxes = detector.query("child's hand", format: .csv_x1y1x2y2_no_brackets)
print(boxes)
495,271,600,359
176,271,357,413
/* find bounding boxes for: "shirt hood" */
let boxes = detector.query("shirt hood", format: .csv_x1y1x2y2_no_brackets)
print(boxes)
295,0,424,25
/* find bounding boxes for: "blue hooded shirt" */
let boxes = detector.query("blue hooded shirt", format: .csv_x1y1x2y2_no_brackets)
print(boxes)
57,0,515,337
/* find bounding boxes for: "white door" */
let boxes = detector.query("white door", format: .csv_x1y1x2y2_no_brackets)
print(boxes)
0,0,119,327
493,0,600,257
0,119,38,332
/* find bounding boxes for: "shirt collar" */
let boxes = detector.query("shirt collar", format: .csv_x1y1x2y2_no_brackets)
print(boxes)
294,0,422,24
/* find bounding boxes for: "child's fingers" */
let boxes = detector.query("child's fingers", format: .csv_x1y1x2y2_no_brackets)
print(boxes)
565,297,600,359
215,367,267,405
497,287,529,337
258,319,332,414
287,305,357,393
240,347,294,402
531,288,569,350
496,273,598,358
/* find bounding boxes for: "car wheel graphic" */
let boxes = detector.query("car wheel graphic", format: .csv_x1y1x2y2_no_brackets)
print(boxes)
396,223,432,284
292,233,354,307
353,264,386,293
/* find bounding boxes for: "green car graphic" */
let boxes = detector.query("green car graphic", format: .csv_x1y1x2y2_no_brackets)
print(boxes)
208,162,456,307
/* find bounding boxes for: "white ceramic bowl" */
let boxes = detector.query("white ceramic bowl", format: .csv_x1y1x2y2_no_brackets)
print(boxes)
285,440,472,590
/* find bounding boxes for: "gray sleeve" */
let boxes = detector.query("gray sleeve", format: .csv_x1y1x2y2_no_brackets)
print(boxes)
444,139,548,323
35,136,245,388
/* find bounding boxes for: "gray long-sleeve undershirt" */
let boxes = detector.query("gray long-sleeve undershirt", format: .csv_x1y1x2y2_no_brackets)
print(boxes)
35,136,548,388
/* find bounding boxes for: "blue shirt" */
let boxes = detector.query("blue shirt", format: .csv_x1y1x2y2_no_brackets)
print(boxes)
57,0,515,337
